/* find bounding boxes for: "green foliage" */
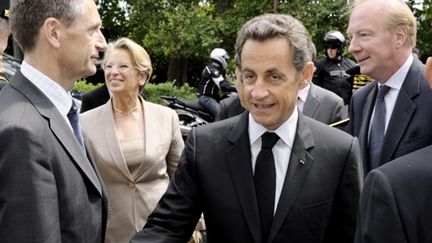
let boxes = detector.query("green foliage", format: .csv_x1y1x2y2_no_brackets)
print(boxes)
73,80,103,92
142,81,197,104
97,0,432,84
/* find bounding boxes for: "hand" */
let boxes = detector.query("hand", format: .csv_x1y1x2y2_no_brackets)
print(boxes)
426,57,432,88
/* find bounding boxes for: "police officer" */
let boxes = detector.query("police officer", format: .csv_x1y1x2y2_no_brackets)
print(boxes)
198,48,236,118
0,0,10,89
313,30,357,106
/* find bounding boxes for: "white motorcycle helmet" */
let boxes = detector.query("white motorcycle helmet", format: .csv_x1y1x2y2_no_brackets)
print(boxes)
210,48,229,70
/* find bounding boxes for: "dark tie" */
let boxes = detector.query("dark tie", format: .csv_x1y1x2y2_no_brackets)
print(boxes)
68,100,84,148
369,85,390,169
254,132,279,243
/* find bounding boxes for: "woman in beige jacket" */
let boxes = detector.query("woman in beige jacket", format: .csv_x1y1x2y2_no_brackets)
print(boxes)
80,37,186,243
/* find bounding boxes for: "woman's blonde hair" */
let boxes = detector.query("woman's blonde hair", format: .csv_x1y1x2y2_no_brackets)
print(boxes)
102,37,153,88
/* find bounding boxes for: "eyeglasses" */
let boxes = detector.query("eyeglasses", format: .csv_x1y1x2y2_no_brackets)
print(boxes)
103,63,137,72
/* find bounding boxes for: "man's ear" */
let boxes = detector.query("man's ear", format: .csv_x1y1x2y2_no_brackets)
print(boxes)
394,25,408,49
299,62,314,88
425,57,432,89
42,17,62,48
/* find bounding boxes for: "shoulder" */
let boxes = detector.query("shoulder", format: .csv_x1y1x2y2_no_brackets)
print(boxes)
312,84,344,103
304,115,353,141
377,145,432,183
342,57,357,66
144,100,176,115
80,102,107,124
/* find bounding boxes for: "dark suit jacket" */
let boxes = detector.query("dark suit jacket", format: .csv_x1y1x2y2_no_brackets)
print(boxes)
0,71,107,243
80,84,110,113
349,58,432,174
215,83,346,125
131,112,363,243
355,145,432,243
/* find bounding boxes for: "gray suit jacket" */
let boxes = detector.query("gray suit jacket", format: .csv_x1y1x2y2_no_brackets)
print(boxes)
131,112,363,243
0,71,107,243
303,83,346,124
349,58,432,174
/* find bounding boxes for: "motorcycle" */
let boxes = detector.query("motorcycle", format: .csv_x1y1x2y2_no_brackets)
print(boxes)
161,93,237,140
161,95,214,140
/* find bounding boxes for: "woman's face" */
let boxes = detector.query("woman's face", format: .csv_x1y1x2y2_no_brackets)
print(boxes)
104,48,147,95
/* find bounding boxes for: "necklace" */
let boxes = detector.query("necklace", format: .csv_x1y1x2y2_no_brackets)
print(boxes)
113,104,139,115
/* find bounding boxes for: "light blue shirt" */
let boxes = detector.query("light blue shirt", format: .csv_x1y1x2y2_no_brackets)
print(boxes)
20,60,74,131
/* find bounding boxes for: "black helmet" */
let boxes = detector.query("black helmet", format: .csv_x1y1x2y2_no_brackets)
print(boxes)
323,30,345,57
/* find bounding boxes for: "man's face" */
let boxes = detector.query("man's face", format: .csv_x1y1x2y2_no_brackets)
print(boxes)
347,1,402,82
238,38,312,130
326,47,338,59
58,0,107,83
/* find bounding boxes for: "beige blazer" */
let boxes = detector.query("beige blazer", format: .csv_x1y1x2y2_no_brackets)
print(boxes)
80,96,184,243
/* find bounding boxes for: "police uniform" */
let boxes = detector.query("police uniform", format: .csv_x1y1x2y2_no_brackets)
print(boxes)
313,57,357,105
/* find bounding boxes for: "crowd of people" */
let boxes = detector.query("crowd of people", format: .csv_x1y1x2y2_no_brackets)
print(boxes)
1,0,432,242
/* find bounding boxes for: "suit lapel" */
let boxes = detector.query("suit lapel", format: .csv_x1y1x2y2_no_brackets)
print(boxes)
302,84,319,118
12,72,102,195
381,59,422,164
268,114,315,242
101,100,134,179
225,113,261,243
359,83,378,172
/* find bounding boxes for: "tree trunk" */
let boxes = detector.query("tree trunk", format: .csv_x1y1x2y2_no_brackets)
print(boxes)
167,56,188,87
214,0,235,14
274,0,280,13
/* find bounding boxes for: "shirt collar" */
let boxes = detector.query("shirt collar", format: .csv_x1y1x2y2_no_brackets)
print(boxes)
378,54,413,91
248,107,298,149
297,83,311,103
20,60,73,117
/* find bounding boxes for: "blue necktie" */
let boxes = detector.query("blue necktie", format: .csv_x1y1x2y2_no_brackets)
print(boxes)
67,100,84,148
369,85,390,169
254,132,279,243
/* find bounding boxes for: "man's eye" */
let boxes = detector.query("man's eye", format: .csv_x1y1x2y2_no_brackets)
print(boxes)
271,74,280,80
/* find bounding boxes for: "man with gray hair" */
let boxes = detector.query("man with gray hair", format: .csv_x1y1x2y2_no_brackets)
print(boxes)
0,0,107,242
131,13,362,243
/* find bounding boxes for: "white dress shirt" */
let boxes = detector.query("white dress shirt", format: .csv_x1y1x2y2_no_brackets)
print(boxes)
248,108,298,213
370,54,413,136
297,83,310,112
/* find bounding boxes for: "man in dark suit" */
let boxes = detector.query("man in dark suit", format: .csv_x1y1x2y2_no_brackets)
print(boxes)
347,0,432,175
355,57,432,243
80,83,110,113
131,14,362,243
0,0,108,242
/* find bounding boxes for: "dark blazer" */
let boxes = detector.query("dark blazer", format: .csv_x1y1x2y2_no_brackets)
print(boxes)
215,83,346,125
355,145,432,243
131,112,363,243
349,58,432,174
0,71,107,243
80,84,110,113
